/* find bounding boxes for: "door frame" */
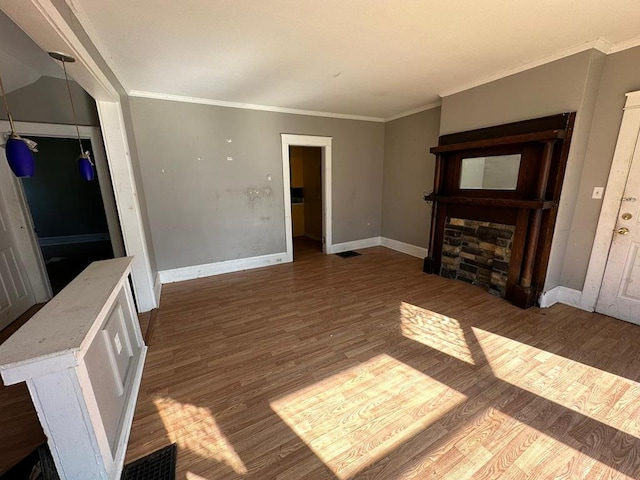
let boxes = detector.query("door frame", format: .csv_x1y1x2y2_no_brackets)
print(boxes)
2,121,125,262
0,0,158,311
281,134,332,260
581,90,640,311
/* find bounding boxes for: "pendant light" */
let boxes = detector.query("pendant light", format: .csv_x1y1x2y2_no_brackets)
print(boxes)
0,73,37,177
48,51,95,181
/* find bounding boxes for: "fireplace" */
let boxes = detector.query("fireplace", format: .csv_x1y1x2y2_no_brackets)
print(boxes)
424,113,576,308
441,218,515,297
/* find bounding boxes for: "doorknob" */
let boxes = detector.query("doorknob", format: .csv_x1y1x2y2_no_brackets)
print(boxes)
616,227,630,235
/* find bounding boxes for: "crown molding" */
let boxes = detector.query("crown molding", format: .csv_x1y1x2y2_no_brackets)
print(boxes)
439,39,612,98
384,101,442,122
128,90,386,122
609,35,640,54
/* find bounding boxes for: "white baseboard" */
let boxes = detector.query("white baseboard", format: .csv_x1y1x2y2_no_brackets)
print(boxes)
38,233,110,247
380,237,428,258
153,272,162,306
328,237,381,254
538,286,593,312
159,252,290,284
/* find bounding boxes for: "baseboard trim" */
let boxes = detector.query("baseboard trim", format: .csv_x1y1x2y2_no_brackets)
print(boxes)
159,252,290,284
380,237,428,258
305,233,322,242
38,233,110,247
539,286,593,312
328,237,381,254
153,272,162,306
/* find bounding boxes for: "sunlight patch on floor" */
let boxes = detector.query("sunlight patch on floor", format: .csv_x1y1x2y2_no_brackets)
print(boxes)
400,302,475,365
270,353,467,479
154,396,247,475
473,327,640,437
186,474,210,480
394,410,613,480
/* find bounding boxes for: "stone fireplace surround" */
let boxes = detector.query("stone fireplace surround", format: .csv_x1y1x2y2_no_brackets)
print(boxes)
441,218,515,298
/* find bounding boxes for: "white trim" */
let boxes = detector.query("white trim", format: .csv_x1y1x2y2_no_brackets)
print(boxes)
0,2,157,311
159,252,288,284
593,37,615,54
581,90,640,311
281,134,333,258
129,90,385,123
384,101,442,122
62,0,130,93
609,35,640,54
38,233,110,247
328,237,381,254
439,40,610,98
153,272,162,304
380,237,428,258
538,286,593,311
97,101,157,312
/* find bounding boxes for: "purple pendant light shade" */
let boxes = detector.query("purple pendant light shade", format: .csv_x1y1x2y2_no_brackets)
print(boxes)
78,152,95,181
1,74,36,177
49,51,95,181
6,136,36,177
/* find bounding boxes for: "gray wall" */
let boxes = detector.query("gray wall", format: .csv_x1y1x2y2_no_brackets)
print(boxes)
440,50,606,291
382,107,440,248
560,46,640,288
1,76,99,126
128,97,384,271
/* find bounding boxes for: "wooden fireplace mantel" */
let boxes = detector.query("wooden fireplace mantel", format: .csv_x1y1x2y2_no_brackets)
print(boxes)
424,113,576,308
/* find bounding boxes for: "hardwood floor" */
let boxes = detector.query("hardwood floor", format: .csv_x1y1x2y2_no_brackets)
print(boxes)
122,246,640,479
1,245,639,478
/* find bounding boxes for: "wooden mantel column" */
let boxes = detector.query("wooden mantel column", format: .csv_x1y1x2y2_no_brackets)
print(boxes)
513,139,557,307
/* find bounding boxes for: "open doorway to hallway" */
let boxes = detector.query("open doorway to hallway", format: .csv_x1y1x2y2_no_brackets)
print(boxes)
289,146,323,260
20,135,123,295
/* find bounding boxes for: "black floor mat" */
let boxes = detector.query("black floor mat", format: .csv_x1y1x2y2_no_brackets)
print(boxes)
121,444,176,480
0,443,58,480
336,250,361,258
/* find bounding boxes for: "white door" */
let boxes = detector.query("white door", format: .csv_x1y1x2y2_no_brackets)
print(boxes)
596,128,640,324
0,181,35,330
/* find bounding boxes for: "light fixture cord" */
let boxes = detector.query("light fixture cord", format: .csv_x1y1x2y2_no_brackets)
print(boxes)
61,59,84,157
0,74,17,135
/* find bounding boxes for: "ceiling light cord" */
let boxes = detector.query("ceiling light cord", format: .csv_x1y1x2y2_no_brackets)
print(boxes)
60,58,84,157
0,74,17,135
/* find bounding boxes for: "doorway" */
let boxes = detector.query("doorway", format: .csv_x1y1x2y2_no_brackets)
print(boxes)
289,146,323,260
0,121,123,306
21,135,122,295
281,134,333,263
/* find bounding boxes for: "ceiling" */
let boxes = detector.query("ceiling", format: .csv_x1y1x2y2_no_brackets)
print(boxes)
14,1,640,119
0,10,64,93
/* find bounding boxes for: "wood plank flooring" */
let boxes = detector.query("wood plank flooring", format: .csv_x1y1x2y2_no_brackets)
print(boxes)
122,243,640,479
